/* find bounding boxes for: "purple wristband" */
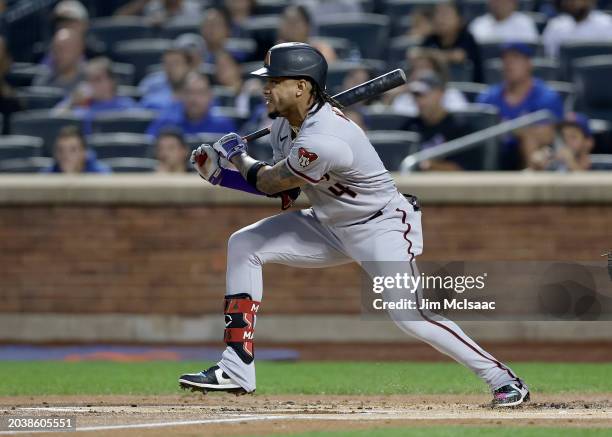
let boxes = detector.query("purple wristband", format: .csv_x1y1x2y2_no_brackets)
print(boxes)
218,168,265,195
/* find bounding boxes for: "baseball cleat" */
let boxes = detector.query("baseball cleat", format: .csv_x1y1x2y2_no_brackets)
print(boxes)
491,381,530,407
179,365,247,395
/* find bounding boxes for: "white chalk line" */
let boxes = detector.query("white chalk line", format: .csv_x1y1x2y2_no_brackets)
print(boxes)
1,407,610,435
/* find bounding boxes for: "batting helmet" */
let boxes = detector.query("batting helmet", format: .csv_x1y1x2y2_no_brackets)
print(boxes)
250,42,328,90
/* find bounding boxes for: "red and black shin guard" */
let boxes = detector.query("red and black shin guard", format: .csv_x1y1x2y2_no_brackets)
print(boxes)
224,293,261,364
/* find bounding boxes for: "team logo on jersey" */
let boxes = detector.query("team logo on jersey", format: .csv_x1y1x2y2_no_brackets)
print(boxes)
297,147,318,168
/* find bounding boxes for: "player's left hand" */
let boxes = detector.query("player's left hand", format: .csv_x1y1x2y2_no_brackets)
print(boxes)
213,132,247,161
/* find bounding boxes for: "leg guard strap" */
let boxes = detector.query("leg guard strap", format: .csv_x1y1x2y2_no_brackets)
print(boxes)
224,293,260,364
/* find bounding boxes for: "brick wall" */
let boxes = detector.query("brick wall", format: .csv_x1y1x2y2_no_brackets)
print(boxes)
1,204,609,315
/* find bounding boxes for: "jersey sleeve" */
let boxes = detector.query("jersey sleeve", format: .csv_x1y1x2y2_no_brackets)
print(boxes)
285,133,353,185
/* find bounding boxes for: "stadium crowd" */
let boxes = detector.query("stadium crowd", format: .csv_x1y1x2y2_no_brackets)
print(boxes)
0,0,611,174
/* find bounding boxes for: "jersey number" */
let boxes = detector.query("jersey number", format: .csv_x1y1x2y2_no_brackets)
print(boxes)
328,183,357,198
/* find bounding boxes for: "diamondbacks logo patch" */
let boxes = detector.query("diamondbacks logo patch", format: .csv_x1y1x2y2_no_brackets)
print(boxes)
297,147,318,168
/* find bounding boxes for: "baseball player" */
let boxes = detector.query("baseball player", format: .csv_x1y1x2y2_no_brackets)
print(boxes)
179,42,530,407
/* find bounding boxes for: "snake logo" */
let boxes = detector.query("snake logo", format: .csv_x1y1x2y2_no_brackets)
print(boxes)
298,147,318,168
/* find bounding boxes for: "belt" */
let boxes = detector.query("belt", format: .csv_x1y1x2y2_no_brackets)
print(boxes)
355,194,421,226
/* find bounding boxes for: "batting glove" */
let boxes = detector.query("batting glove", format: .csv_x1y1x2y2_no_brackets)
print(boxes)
191,144,223,185
213,132,247,161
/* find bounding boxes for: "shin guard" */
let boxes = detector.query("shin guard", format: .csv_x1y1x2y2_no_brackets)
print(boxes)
224,293,260,364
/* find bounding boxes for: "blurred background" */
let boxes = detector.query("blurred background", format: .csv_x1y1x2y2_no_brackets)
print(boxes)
0,0,610,363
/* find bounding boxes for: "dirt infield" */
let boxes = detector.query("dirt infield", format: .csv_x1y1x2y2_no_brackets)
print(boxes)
1,393,611,436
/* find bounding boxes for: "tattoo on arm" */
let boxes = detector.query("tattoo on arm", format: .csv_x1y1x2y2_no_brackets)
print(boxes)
231,153,305,195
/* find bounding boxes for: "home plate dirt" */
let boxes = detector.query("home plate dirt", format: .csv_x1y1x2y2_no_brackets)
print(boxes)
1,394,611,436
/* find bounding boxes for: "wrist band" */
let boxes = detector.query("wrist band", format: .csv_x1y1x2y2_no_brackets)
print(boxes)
246,161,266,188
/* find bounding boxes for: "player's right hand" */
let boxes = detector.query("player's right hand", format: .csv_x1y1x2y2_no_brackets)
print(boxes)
191,144,223,185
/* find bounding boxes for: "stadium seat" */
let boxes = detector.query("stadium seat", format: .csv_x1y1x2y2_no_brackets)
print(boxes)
116,85,142,101
225,38,258,60
0,135,43,160
590,119,612,155
87,133,153,159
573,55,612,123
16,86,65,110
6,63,47,88
383,0,440,17
113,39,173,83
212,86,237,107
547,81,575,111
326,60,387,94
100,157,158,173
449,104,500,170
448,61,474,82
388,35,423,67
210,107,249,130
90,110,157,134
160,18,201,40
112,63,136,87
361,108,414,131
314,37,352,60
0,157,54,173
253,0,290,15
479,42,543,62
590,154,612,170
484,58,560,84
448,82,488,103
11,110,81,156
367,130,420,171
318,14,390,60
242,15,279,55
559,41,612,81
89,17,154,52
185,133,225,152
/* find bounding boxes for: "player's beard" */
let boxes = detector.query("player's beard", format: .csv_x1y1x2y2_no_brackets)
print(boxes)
268,110,280,119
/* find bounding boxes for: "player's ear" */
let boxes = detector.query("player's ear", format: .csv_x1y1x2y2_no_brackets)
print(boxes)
295,79,309,97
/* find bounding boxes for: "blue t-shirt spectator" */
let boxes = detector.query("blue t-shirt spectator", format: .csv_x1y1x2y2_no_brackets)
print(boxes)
42,150,112,174
477,78,563,169
146,101,236,137
74,96,139,134
139,71,175,111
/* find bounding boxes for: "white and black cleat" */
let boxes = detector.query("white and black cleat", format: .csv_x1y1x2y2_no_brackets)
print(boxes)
179,365,248,395
491,381,530,407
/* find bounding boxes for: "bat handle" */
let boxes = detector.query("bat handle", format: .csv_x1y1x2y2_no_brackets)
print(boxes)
243,127,271,142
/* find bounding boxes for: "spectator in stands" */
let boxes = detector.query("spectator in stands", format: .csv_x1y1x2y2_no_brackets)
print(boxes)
477,42,563,170
224,0,256,38
214,50,262,117
34,28,86,94
174,33,207,68
0,37,23,135
527,112,594,171
407,7,434,39
469,0,539,43
277,5,337,63
139,42,195,111
542,0,612,58
147,71,236,137
55,57,139,134
42,0,105,64
297,0,362,23
422,1,483,83
403,71,480,171
155,127,190,173
201,7,249,63
387,48,468,116
42,125,111,174
116,0,202,26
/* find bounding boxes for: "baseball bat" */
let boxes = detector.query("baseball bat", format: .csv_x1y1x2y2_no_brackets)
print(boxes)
196,68,407,165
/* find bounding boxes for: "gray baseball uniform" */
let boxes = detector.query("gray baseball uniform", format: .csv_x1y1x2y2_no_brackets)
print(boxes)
218,103,519,393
